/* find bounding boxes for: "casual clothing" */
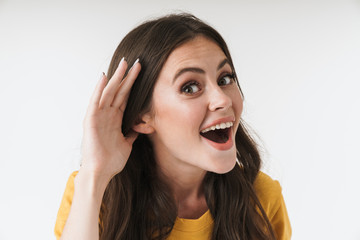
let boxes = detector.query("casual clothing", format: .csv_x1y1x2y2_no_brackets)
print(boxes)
55,171,291,239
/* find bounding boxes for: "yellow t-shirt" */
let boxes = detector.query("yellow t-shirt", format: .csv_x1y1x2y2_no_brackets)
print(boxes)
54,171,291,239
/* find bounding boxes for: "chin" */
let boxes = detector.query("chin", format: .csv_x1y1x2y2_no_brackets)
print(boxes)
208,156,237,174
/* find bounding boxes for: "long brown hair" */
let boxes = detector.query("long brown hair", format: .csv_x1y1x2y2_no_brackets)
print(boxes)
99,13,276,240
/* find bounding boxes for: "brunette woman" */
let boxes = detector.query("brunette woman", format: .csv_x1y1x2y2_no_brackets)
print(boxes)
55,13,291,240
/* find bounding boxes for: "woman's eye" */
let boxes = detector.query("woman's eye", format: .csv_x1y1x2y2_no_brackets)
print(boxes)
181,82,200,94
218,74,235,86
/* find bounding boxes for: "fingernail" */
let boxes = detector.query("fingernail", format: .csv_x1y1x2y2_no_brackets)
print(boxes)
118,57,125,68
129,58,139,71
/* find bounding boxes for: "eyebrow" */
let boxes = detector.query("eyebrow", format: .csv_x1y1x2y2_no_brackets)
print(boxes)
172,58,230,83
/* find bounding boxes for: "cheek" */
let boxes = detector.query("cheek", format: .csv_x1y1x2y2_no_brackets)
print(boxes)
154,99,205,130
230,88,243,118
237,96,244,117
151,102,205,157
151,90,205,136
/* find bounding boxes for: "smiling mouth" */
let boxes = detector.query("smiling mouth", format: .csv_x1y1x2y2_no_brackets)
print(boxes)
200,122,233,143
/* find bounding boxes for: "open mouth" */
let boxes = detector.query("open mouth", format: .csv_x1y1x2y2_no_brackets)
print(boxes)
200,122,233,143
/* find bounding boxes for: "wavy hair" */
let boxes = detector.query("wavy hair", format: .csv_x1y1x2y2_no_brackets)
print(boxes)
99,13,276,240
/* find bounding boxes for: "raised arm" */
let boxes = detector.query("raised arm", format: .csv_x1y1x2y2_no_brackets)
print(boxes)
60,58,141,240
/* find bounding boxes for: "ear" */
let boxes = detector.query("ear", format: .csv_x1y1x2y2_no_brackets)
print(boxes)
132,113,155,134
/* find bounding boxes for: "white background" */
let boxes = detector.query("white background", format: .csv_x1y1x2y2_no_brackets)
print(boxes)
1,0,359,239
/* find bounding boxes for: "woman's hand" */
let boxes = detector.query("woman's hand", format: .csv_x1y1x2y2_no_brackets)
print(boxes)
79,58,141,183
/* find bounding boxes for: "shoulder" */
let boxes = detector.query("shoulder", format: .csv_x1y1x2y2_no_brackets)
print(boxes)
59,171,78,204
253,171,282,217
54,171,78,239
253,171,292,240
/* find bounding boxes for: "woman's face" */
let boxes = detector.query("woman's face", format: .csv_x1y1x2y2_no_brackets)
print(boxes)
144,36,243,175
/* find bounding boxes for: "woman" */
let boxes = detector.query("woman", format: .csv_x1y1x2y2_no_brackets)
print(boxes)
55,13,291,240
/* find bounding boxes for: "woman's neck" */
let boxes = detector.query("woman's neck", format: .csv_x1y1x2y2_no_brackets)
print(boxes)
157,165,209,219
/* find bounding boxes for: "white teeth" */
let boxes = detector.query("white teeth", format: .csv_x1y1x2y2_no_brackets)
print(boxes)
201,121,234,133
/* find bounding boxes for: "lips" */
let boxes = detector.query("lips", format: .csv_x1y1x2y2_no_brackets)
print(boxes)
199,117,235,146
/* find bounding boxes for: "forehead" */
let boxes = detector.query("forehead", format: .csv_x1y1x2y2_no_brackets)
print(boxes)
161,36,227,72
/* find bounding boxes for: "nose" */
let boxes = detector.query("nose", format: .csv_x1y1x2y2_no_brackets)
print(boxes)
208,85,232,111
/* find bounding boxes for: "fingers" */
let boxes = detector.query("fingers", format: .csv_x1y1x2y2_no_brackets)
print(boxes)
99,57,128,108
87,57,140,115
87,73,107,113
112,59,141,108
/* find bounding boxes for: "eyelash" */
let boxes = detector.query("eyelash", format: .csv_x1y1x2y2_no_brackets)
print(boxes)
180,73,236,95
